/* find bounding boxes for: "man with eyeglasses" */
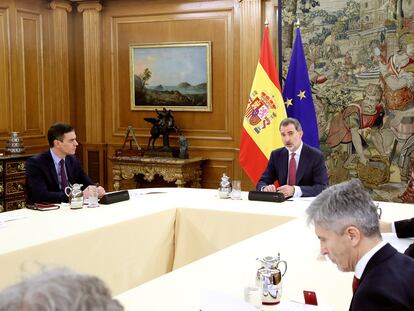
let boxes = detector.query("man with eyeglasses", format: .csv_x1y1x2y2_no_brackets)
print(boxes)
26,123,105,204
306,179,414,310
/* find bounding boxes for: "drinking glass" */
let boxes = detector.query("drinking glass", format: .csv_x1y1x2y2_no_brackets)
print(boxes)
231,180,242,200
88,185,99,208
244,281,262,309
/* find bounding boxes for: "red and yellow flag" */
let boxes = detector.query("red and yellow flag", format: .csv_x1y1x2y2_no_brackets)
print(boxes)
239,26,287,184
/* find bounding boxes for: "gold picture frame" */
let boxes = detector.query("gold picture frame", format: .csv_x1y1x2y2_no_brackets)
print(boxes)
130,41,212,112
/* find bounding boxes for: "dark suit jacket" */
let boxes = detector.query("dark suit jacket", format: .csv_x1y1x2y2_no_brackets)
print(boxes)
395,218,414,258
256,143,328,197
395,218,414,238
350,243,414,311
26,150,93,204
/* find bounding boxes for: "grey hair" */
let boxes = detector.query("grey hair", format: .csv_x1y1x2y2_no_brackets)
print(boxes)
306,179,380,237
279,117,302,131
0,267,124,311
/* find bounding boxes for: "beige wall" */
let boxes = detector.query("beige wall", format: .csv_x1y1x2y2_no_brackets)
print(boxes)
0,0,280,191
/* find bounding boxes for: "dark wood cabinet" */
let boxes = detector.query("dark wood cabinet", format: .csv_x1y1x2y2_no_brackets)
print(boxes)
0,154,32,212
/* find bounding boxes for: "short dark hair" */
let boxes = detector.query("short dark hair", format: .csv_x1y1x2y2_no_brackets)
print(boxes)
47,123,74,147
279,117,302,131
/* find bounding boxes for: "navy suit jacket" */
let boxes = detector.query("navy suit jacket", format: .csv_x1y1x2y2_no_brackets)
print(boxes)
350,243,414,311
395,218,414,238
256,143,328,197
26,150,93,204
395,218,414,258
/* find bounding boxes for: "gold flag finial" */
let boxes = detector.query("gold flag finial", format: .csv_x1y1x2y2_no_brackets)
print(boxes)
295,18,300,28
265,18,269,26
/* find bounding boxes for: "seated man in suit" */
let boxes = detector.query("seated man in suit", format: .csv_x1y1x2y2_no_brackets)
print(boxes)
26,123,105,204
256,117,328,197
306,179,414,311
381,218,414,258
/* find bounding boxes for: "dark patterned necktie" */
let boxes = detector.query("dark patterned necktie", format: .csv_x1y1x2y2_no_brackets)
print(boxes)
352,275,360,294
60,159,68,190
288,153,296,186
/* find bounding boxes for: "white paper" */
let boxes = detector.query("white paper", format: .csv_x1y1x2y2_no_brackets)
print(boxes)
0,214,26,228
200,289,259,311
0,214,26,223
128,189,168,199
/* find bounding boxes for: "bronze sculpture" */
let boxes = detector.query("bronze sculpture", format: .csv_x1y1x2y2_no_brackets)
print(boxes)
144,108,179,150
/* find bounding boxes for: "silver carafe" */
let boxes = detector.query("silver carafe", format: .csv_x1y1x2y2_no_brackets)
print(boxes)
257,254,287,305
65,183,84,209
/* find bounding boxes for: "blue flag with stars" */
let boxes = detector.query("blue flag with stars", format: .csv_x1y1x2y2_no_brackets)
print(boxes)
283,27,320,148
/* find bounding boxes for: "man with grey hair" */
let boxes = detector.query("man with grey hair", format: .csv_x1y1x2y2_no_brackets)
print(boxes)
256,117,328,197
306,179,414,310
0,267,124,311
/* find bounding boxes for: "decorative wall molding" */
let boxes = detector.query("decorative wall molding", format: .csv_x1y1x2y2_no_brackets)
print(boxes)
0,8,11,134
77,1,102,13
78,0,103,142
16,9,44,135
49,0,71,123
49,1,72,13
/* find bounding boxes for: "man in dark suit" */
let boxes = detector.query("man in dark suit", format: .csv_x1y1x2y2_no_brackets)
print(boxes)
307,179,414,311
256,118,328,197
26,123,105,204
381,218,414,258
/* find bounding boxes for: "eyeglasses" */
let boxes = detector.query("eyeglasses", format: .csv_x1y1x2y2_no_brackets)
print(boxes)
375,202,382,220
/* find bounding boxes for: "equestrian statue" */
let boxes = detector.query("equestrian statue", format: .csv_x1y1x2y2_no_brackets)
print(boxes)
144,108,179,150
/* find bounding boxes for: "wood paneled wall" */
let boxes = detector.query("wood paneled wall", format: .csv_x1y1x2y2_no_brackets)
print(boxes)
0,0,72,152
0,0,280,191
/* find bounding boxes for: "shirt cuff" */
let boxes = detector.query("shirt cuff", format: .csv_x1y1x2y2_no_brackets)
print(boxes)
293,186,302,198
392,222,396,234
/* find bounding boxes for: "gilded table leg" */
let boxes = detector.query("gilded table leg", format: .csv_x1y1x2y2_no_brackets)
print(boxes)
175,175,185,188
191,168,202,188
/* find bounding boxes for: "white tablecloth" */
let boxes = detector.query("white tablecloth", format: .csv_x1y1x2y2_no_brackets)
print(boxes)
1,188,412,310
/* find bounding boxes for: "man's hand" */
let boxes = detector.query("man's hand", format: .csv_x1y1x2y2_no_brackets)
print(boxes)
276,185,295,198
380,221,392,233
263,185,277,192
97,186,105,198
83,185,106,199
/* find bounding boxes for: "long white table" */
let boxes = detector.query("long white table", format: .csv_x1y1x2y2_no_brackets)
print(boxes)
115,190,414,311
0,188,413,310
0,188,299,294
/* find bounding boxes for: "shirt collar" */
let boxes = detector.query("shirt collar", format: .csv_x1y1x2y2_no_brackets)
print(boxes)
50,149,65,166
354,240,386,278
287,141,303,157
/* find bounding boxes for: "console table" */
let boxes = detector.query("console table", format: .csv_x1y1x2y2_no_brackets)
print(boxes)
0,153,32,212
109,156,207,190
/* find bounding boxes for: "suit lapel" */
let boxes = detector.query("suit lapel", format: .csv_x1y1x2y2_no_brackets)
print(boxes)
45,152,59,188
65,156,74,185
360,243,395,284
279,148,289,185
296,144,308,184
349,244,395,311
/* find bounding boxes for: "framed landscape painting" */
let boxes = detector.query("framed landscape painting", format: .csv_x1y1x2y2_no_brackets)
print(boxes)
130,41,212,111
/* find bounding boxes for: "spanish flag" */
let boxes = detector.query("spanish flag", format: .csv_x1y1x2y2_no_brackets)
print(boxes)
240,26,287,184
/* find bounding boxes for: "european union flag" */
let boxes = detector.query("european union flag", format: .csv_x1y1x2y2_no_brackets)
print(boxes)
283,27,320,149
